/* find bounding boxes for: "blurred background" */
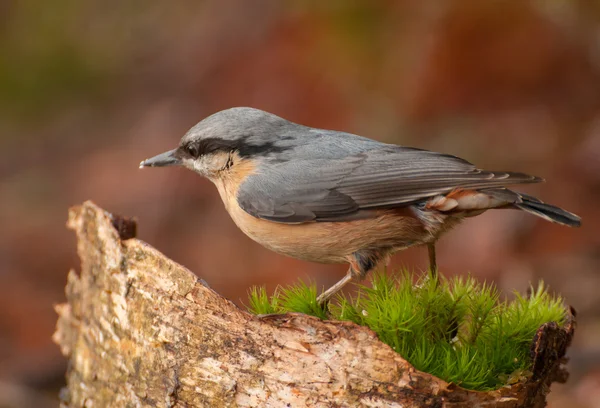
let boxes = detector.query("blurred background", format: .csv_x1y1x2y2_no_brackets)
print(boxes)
1,1,599,406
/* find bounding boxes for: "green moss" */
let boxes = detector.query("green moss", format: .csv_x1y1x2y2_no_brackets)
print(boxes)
247,270,566,391
247,281,328,320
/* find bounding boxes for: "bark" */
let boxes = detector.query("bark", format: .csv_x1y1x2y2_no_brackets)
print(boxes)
53,201,575,407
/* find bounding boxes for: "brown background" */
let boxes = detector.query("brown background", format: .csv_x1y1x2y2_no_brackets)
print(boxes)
0,1,599,406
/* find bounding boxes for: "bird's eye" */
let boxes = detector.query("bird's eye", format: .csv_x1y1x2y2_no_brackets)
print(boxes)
184,143,199,158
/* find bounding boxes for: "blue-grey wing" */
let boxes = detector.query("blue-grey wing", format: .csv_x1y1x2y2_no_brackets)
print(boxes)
237,145,541,223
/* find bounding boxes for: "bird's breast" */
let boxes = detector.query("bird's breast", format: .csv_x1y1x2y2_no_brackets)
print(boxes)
213,167,430,263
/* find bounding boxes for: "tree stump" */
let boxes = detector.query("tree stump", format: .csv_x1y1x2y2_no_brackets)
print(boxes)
53,201,575,407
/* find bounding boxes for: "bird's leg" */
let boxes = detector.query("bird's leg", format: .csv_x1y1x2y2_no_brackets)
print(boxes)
317,250,381,305
316,267,353,305
427,243,438,283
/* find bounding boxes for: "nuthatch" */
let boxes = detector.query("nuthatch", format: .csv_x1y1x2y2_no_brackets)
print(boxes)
140,108,581,303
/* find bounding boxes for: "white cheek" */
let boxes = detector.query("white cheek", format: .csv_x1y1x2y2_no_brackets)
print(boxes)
200,154,228,173
182,157,207,175
187,154,228,177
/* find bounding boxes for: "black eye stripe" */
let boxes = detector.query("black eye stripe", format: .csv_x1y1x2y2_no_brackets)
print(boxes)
179,137,293,159
181,139,236,158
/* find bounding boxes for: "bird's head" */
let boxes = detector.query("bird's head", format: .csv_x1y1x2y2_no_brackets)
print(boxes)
140,107,294,178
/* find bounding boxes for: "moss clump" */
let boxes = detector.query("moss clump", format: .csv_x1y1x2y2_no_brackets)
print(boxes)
247,270,566,391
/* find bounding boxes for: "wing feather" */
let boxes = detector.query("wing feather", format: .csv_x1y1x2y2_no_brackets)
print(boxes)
237,145,541,223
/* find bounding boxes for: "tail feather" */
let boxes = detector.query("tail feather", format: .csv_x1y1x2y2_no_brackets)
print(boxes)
484,189,581,227
514,198,581,227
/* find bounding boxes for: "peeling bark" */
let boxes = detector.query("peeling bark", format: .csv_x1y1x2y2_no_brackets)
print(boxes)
53,201,575,407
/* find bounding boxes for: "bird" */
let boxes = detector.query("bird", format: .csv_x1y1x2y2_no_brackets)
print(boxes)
140,107,581,304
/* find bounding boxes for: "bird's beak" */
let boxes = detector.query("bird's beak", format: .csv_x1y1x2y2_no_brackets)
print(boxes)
139,149,181,168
